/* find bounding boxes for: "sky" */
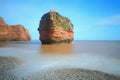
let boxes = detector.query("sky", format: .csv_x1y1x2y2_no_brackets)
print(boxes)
0,0,120,40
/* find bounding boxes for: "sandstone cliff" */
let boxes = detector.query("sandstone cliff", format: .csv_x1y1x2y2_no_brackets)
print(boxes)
38,10,74,44
0,17,31,41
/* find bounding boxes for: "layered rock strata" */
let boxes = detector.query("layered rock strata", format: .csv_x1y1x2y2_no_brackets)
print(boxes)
0,17,31,41
38,10,74,44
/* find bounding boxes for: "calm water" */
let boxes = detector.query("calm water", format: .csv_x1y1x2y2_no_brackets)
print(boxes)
0,41,120,76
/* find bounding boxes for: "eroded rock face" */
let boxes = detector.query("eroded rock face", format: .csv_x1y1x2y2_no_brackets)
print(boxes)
38,10,74,44
0,17,31,41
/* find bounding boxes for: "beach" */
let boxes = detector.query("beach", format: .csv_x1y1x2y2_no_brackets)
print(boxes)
0,41,120,80
0,57,120,80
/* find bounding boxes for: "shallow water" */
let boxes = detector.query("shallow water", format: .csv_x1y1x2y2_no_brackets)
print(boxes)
0,41,120,76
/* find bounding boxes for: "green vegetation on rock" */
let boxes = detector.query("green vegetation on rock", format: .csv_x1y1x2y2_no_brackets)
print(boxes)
38,10,74,44
38,11,73,31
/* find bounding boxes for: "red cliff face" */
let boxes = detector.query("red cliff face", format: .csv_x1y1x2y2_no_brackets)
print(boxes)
0,17,31,41
38,10,74,44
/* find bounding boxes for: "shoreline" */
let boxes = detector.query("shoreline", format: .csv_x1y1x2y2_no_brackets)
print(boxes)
0,57,120,80
23,68,120,80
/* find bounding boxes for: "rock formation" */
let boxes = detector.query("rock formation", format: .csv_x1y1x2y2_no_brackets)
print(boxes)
38,10,74,44
0,17,31,41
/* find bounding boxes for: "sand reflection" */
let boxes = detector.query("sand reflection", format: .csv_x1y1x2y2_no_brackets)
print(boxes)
40,43,73,55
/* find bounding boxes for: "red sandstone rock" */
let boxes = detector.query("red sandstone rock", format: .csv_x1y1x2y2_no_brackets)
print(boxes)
0,17,31,41
38,10,74,44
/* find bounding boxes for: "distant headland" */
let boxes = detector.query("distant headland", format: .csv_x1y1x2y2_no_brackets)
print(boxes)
0,17,31,41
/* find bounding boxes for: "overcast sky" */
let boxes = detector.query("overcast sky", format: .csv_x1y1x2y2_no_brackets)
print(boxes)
0,0,120,40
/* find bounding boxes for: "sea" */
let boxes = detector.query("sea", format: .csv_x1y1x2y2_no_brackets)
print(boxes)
0,40,120,76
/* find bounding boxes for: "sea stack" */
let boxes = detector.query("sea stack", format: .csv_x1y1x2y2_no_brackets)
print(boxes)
38,10,74,44
0,17,31,41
